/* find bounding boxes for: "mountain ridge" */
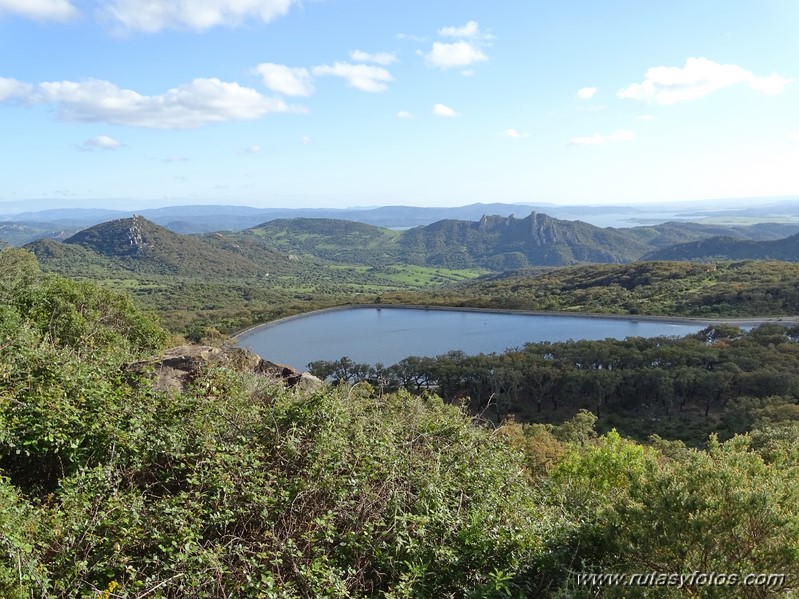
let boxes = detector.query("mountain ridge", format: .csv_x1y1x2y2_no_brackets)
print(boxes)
646,232,799,262
4,200,799,244
25,211,799,276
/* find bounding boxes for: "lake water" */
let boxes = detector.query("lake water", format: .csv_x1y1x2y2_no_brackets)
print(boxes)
237,307,707,371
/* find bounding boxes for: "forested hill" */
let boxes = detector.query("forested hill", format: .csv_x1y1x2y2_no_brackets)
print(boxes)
398,213,641,268
26,216,291,278
245,217,402,265
646,232,799,262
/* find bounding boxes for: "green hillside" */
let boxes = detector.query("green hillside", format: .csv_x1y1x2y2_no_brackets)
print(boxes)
59,215,283,278
24,237,121,277
400,213,645,268
244,217,402,265
647,232,799,261
383,260,799,317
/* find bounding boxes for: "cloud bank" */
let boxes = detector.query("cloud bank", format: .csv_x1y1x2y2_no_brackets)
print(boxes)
619,57,790,104
0,76,297,128
0,0,77,21
102,0,299,33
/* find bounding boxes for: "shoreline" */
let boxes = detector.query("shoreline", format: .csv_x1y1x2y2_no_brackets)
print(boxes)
234,304,799,340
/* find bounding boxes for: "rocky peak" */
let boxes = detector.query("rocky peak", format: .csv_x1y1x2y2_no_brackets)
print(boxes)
477,214,513,231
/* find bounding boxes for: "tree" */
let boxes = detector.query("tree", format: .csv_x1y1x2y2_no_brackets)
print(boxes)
528,364,559,413
307,356,371,384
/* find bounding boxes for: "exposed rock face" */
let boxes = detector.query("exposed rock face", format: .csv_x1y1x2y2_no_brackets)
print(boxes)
126,215,147,253
131,345,322,394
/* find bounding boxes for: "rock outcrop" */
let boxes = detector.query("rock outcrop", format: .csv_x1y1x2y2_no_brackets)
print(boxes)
130,345,322,393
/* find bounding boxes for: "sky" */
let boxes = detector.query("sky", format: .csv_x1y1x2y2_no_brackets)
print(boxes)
1,0,798,210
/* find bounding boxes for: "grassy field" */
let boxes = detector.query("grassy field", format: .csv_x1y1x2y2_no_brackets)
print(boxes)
365,264,486,285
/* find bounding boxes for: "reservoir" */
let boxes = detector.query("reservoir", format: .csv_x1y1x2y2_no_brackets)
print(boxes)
237,306,707,371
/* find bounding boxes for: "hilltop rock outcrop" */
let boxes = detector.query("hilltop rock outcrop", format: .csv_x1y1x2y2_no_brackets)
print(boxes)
130,345,321,393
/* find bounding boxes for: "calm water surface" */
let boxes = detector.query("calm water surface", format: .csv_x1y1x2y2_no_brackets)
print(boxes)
237,307,706,371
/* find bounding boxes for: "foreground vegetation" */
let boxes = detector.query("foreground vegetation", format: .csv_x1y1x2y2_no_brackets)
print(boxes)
2,250,799,597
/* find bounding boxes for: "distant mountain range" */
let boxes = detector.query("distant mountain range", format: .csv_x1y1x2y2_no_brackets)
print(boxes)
241,213,799,268
21,211,799,276
3,203,546,244
4,198,799,246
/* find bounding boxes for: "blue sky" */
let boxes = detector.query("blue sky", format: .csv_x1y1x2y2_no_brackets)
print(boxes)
1,0,797,209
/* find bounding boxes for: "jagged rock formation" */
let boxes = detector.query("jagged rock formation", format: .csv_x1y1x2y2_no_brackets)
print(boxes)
130,345,322,393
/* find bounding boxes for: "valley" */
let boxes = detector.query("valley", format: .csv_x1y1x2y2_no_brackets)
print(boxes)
9,208,799,342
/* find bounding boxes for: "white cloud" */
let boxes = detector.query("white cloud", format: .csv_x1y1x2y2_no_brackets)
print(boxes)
102,0,298,33
500,128,528,138
425,41,487,69
0,0,77,22
397,110,414,119
255,63,314,97
312,62,393,92
350,50,398,66
433,103,459,117
164,155,189,162
569,130,635,145
0,77,297,129
0,77,33,100
619,57,791,104
300,135,311,144
80,135,122,150
577,87,598,100
438,20,492,40
789,133,799,142
749,74,790,94
439,20,478,37
461,69,475,77
635,114,656,121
